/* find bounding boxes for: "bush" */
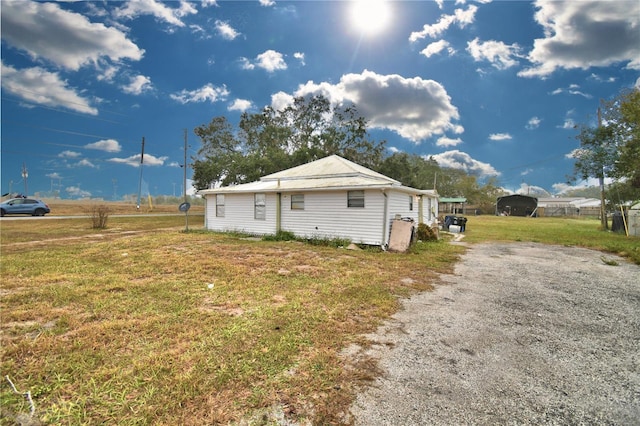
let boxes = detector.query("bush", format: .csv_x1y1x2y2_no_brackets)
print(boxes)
416,223,438,241
90,205,110,229
263,230,297,241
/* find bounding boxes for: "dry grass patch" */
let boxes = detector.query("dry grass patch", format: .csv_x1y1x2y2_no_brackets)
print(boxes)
1,225,462,424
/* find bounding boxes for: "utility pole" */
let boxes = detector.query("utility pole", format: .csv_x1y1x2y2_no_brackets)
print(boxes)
21,163,28,196
183,129,188,203
136,137,145,209
182,129,190,231
597,108,608,230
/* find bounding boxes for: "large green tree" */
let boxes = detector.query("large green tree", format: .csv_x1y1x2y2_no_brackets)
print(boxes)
192,95,385,190
571,89,640,228
378,152,439,189
606,88,640,189
572,122,618,229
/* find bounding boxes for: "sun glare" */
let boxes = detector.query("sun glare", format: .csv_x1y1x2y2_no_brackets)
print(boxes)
350,0,391,36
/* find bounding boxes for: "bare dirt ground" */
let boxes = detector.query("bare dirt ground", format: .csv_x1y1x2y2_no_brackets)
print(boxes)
348,242,640,425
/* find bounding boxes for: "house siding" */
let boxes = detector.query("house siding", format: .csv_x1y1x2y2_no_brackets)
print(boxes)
205,188,438,246
204,193,277,235
280,190,386,245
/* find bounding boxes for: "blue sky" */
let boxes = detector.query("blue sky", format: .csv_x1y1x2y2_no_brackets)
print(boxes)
1,0,639,200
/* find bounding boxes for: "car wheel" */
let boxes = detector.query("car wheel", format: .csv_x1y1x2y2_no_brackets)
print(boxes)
0,209,5,217
34,208,45,216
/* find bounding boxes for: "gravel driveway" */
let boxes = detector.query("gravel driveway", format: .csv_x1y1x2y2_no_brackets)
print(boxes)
349,242,640,425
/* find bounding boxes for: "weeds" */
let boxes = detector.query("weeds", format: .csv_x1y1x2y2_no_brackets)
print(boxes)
0,224,461,424
2,214,636,424
262,229,352,248
87,204,111,229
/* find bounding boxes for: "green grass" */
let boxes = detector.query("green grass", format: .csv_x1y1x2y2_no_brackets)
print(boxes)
1,214,637,424
1,217,461,425
460,215,639,264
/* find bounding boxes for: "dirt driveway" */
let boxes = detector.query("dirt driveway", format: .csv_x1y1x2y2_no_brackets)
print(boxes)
349,242,640,425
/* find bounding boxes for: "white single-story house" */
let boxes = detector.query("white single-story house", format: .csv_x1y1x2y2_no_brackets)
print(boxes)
198,155,439,247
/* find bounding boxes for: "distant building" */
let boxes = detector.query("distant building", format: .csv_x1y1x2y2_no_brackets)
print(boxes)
537,197,601,217
496,194,538,217
439,197,467,215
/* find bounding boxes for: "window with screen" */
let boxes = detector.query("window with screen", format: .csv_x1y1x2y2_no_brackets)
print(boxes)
215,194,225,217
291,194,304,210
255,193,266,220
347,190,365,208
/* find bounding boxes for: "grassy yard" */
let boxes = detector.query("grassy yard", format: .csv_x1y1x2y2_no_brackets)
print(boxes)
1,214,637,425
460,215,639,265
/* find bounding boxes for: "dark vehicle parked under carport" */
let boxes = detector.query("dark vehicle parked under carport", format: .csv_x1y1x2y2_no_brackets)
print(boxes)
0,198,51,217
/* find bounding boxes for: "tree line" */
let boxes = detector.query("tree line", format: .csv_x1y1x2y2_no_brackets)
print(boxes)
572,88,640,227
192,90,639,214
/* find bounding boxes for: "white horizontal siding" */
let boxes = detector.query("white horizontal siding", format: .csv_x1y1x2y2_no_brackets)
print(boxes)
205,189,439,246
280,190,386,245
204,193,277,235
387,192,419,222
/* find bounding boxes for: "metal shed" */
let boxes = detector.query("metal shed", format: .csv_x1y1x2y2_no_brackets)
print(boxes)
496,194,538,217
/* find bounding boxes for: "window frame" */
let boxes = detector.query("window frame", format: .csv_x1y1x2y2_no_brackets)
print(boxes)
215,194,225,217
291,194,305,210
347,190,365,208
254,193,266,220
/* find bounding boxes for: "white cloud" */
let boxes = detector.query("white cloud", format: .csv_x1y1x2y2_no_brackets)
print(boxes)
85,139,122,153
430,150,499,177
286,70,463,143
1,0,143,71
550,85,593,99
294,52,306,66
228,99,253,112
552,179,607,194
588,73,616,83
559,109,577,129
97,64,119,82
66,186,92,198
259,0,276,6
108,153,168,167
526,116,541,130
59,150,81,159
420,40,455,58
122,75,152,95
271,91,295,111
409,5,478,41
519,1,640,78
76,159,97,168
516,183,550,197
46,172,62,180
113,0,197,28
239,57,255,70
520,168,533,176
170,83,229,104
561,119,576,129
1,62,98,115
489,133,512,141
215,20,240,40
255,50,287,72
466,38,521,70
436,136,463,147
